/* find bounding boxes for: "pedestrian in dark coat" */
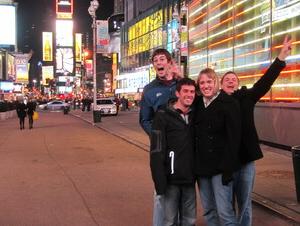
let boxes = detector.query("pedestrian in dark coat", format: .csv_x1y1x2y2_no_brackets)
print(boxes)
150,78,197,226
16,100,27,130
220,36,292,226
194,68,241,226
27,99,37,129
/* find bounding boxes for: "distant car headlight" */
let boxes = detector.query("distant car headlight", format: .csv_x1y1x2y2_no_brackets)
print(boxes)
112,105,117,111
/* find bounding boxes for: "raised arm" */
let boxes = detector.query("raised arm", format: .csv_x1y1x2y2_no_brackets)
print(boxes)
249,36,292,102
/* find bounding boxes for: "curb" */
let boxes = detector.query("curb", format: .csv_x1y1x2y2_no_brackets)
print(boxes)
70,112,300,224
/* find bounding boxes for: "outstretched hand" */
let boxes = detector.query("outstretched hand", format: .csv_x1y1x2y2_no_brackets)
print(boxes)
278,35,292,61
168,60,183,80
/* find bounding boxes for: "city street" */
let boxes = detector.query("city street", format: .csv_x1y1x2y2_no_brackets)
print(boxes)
0,111,297,225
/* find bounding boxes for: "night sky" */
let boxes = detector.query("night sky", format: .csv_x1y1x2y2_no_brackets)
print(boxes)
16,0,114,57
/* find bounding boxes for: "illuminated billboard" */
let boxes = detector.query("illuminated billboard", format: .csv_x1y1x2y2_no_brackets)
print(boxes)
75,33,82,62
56,20,73,47
42,66,54,85
14,54,29,83
56,0,73,19
56,48,74,74
7,54,15,81
0,5,16,46
43,32,53,61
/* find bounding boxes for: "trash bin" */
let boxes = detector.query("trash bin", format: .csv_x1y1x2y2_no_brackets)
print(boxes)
93,110,101,123
63,106,69,115
292,145,300,202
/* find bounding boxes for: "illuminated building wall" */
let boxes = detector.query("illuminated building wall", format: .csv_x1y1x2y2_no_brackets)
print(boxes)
188,0,300,102
121,1,183,72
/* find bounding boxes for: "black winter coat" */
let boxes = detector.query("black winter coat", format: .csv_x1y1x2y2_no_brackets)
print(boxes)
150,106,195,195
194,91,241,177
27,102,37,116
16,103,27,118
233,57,286,164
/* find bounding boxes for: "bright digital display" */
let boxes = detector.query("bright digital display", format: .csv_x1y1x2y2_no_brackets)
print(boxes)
56,0,73,19
75,33,82,62
42,66,54,85
56,20,73,47
14,54,29,83
56,48,74,74
0,82,13,92
0,5,16,45
43,32,53,61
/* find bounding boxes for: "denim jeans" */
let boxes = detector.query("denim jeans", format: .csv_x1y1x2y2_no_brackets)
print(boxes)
164,184,196,226
234,161,255,226
197,174,238,226
153,191,165,226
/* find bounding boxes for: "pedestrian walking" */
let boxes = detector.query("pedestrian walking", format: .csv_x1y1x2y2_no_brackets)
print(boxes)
150,78,197,226
26,99,37,129
220,35,292,226
194,68,241,226
16,100,27,130
139,48,182,226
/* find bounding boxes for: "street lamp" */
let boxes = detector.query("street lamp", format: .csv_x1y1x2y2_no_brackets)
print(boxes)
33,79,37,88
88,0,101,123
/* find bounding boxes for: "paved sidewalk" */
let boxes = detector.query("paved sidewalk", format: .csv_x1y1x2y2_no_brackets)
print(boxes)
70,109,300,224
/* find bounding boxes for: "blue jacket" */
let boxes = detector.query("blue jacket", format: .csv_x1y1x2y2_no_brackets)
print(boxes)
139,77,177,136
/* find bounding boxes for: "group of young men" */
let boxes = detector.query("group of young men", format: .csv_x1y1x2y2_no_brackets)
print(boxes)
139,36,292,226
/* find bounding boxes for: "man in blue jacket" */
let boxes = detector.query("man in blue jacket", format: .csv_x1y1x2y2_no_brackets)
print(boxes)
139,48,182,226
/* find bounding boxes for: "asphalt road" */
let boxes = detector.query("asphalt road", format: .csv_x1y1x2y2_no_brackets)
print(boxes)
0,111,295,225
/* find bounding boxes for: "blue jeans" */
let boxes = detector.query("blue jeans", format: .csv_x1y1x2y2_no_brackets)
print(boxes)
164,184,196,226
234,161,255,226
197,174,238,226
153,191,165,226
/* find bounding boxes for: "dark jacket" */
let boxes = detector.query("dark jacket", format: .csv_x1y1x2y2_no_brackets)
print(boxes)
194,91,241,177
16,103,27,118
27,101,37,116
150,105,195,195
139,77,177,136
233,57,286,164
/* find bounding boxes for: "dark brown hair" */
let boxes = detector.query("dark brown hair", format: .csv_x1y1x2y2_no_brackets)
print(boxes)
151,48,172,62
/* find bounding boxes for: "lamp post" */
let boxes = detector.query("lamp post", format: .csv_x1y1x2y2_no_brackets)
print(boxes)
88,0,101,123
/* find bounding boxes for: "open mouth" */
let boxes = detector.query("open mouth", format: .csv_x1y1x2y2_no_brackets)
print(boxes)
157,67,164,71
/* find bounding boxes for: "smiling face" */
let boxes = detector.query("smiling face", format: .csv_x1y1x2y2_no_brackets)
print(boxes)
198,74,216,98
176,84,196,108
152,54,172,80
221,72,239,95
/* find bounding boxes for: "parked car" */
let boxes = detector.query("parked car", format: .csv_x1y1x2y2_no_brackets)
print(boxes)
94,98,118,116
39,100,70,111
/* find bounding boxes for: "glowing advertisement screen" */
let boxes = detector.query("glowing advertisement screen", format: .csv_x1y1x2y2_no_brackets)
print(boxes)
42,66,54,85
56,48,74,74
56,0,73,19
43,32,53,61
0,82,13,92
0,5,16,45
56,20,73,47
14,54,29,83
75,33,82,62
7,54,15,81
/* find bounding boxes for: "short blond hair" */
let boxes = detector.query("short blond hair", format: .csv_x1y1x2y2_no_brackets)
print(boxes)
197,68,220,95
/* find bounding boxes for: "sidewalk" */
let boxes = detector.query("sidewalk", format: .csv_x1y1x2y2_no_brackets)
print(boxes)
70,109,300,224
